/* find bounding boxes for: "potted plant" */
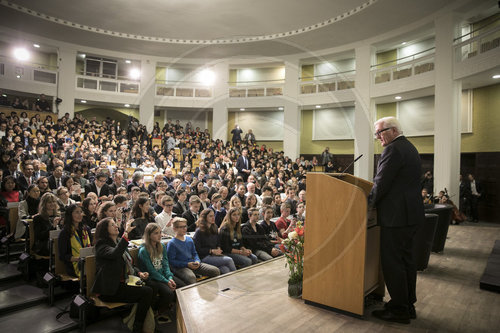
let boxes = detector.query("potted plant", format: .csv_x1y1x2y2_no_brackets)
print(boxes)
280,221,305,298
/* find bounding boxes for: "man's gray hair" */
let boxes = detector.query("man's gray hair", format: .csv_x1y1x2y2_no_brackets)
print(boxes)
132,171,144,182
375,117,403,134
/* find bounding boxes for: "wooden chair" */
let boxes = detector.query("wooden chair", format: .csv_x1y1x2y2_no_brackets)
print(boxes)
1,206,22,263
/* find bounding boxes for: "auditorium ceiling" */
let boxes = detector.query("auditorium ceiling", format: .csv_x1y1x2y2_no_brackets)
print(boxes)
0,0,495,58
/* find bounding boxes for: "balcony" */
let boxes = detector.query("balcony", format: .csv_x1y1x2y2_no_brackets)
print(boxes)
299,70,355,95
454,20,500,62
228,80,283,98
156,81,213,98
75,71,140,94
0,56,57,85
371,48,435,85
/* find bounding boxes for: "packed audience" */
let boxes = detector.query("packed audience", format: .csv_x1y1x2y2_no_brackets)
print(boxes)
0,105,309,331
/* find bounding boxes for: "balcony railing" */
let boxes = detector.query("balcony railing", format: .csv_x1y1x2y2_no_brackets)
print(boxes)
75,72,139,94
155,80,213,98
228,79,284,98
371,49,435,84
299,70,355,94
0,56,57,84
454,19,500,62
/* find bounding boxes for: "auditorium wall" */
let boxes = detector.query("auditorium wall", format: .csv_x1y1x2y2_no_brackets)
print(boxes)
227,112,283,152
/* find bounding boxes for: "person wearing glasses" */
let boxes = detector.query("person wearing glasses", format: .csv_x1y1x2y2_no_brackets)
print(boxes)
85,173,112,202
155,195,176,237
167,217,220,285
368,117,424,324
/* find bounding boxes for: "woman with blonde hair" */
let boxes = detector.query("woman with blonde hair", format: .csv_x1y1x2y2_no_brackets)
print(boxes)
138,223,181,322
219,207,257,268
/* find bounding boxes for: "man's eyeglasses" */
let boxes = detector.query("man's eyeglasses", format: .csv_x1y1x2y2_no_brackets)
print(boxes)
374,127,392,138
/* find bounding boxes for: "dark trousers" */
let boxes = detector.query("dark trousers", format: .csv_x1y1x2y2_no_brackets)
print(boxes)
380,225,418,314
99,283,153,325
470,195,479,221
146,278,182,311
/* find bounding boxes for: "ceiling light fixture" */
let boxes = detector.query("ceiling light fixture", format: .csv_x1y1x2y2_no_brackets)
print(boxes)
395,96,402,100
492,74,500,79
401,42,407,45
16,75,21,78
13,47,30,61
124,104,130,107
129,68,141,80
125,60,131,64
315,105,321,108
81,100,87,103
240,108,245,111
80,53,86,58
33,44,40,48
278,107,284,111
199,69,216,86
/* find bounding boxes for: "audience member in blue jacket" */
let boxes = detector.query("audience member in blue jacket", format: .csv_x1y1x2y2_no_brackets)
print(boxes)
138,223,185,319
166,217,220,285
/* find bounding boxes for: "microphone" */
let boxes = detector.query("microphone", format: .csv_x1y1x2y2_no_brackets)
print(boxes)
340,154,363,175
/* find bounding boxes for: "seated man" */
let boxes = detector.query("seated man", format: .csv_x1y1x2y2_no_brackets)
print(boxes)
182,195,201,232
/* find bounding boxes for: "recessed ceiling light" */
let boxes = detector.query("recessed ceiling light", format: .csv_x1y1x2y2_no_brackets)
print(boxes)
13,48,30,61
493,74,500,79
395,96,402,100
278,107,284,110
33,44,40,48
240,108,245,111
81,100,87,103
16,75,21,79
315,105,321,108
401,42,407,45
124,104,130,107
80,53,86,58
125,60,131,64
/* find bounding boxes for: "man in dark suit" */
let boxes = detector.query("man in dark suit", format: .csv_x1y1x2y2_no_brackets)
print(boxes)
85,173,112,201
236,148,251,182
369,117,424,324
181,195,201,232
47,165,65,190
467,173,482,222
16,160,35,194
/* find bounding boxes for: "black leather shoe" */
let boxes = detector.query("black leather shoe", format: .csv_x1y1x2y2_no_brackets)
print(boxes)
372,309,410,324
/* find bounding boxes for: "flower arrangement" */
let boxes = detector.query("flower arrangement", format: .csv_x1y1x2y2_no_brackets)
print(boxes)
280,221,305,285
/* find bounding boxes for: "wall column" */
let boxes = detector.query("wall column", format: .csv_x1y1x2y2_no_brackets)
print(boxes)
211,61,229,141
434,13,461,198
56,48,77,118
139,59,156,132
283,58,300,159
354,45,375,180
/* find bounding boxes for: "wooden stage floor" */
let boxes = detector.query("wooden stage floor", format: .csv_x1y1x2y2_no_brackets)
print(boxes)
176,222,500,333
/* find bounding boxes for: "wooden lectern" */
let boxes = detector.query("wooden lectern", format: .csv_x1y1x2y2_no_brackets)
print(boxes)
302,173,384,317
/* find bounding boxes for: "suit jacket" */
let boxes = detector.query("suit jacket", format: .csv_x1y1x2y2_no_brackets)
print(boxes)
92,237,137,295
47,175,65,190
369,136,424,227
173,201,187,216
85,182,111,197
16,175,34,193
182,210,199,232
236,156,250,175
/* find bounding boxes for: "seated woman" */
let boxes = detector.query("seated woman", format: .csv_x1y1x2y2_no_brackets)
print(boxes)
218,207,258,268
0,175,23,203
167,217,220,285
193,209,236,274
138,223,183,321
128,197,154,240
82,197,98,229
32,193,61,257
241,208,281,261
56,186,76,211
37,177,51,196
97,201,117,221
241,193,258,224
62,176,82,202
92,218,153,333
58,204,92,277
15,184,40,239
